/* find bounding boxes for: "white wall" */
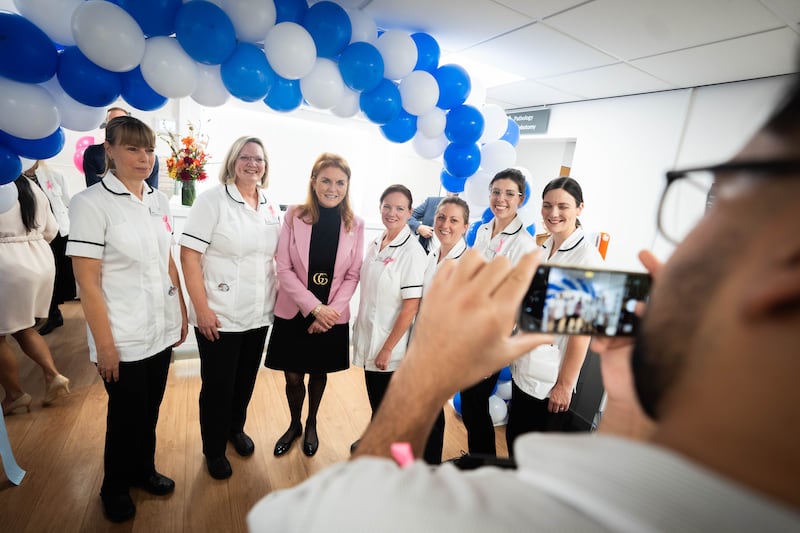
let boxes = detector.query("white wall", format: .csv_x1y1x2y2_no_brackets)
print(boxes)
45,74,794,270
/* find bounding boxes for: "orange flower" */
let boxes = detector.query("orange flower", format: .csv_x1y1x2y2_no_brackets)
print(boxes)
159,122,210,182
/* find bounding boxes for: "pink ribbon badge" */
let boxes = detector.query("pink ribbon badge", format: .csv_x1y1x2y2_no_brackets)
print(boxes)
383,257,395,266
162,215,172,233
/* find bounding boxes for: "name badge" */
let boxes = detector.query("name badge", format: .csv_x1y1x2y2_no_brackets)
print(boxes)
312,272,329,286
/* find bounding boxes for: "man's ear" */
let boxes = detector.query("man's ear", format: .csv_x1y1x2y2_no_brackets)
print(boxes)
742,246,800,319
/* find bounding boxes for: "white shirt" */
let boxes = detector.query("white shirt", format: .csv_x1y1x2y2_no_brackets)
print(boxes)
473,215,537,264
66,174,182,363
179,184,280,332
352,225,427,372
34,165,70,236
248,433,800,532
422,238,467,295
512,227,606,398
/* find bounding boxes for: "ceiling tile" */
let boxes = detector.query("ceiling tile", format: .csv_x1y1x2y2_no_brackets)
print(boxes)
544,0,786,59
631,27,800,87
493,0,588,20
760,0,800,24
488,79,585,108
467,23,618,78
362,0,532,52
540,63,676,99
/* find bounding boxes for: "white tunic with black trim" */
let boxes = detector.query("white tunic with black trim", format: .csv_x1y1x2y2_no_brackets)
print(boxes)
66,174,182,363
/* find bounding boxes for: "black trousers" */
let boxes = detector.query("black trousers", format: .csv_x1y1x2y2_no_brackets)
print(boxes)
196,326,269,459
505,379,571,456
459,371,500,456
47,232,76,316
101,347,172,495
365,370,445,465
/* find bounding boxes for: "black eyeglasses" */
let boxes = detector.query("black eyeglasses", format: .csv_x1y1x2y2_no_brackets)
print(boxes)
658,159,800,244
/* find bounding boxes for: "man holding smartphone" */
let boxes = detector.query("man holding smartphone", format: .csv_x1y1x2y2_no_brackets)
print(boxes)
248,70,800,529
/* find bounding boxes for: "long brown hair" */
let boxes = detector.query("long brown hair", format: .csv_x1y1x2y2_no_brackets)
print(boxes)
295,152,355,232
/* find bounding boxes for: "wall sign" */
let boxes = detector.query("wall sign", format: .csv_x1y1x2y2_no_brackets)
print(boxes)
507,109,550,135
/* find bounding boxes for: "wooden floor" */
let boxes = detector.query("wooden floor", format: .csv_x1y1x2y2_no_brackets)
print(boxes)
1,301,508,532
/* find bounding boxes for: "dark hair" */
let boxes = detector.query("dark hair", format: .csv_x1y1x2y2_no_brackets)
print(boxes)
543,176,585,228
380,184,413,209
104,116,155,174
490,168,526,200
15,176,38,232
296,152,355,232
436,196,470,224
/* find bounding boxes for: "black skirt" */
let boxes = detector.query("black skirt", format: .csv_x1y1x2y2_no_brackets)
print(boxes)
264,313,350,374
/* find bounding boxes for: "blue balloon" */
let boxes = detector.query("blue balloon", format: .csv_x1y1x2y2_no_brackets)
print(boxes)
0,128,65,160
498,366,512,382
411,32,440,72
111,0,181,37
445,104,484,145
221,43,276,102
275,0,309,23
339,42,384,92
303,1,351,59
380,110,417,143
264,76,303,112
452,392,462,415
526,223,536,236
434,64,471,110
443,142,480,178
480,207,494,223
359,79,401,125
501,117,520,147
465,220,481,247
0,13,58,83
0,144,22,185
175,1,236,65
440,169,467,193
57,47,121,107
522,180,531,206
121,67,167,111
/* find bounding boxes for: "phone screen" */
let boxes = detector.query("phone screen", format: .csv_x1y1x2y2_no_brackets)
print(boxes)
518,265,651,337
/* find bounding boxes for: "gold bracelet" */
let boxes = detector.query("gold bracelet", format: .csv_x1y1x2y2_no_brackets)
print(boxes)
312,304,322,316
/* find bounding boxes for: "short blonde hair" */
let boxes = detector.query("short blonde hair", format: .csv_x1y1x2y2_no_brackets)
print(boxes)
218,136,269,188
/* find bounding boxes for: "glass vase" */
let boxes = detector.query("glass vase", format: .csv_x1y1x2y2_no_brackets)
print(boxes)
181,180,196,206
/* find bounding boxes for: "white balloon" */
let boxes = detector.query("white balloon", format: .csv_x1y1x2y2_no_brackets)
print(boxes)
191,64,230,107
347,8,377,44
488,395,508,425
417,108,446,139
13,0,83,46
140,37,198,99
516,199,539,228
480,140,517,174
463,169,493,208
375,30,417,80
0,182,19,214
300,58,344,110
0,78,60,140
412,132,448,160
40,77,105,131
399,70,439,116
464,76,487,108
71,1,146,72
331,87,360,118
479,104,508,144
220,0,276,43
264,22,316,80
496,380,512,401
19,157,36,172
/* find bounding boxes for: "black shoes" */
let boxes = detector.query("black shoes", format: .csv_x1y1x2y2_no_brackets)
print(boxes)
101,491,135,523
38,313,63,335
206,456,233,480
229,432,255,457
273,425,301,456
303,427,319,457
133,472,175,496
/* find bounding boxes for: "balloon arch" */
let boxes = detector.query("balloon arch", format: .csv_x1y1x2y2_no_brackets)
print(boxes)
0,0,537,236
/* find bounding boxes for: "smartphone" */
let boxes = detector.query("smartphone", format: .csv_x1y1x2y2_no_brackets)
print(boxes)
518,264,651,337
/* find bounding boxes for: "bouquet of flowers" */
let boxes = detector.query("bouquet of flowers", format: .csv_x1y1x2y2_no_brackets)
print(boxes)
160,122,209,183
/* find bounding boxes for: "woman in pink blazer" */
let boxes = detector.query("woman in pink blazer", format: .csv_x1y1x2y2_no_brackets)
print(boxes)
265,153,364,457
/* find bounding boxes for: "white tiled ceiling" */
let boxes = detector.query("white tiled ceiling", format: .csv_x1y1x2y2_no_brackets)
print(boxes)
358,0,800,110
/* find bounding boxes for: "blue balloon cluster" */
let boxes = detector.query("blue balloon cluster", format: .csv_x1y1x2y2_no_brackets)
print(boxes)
0,1,519,191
